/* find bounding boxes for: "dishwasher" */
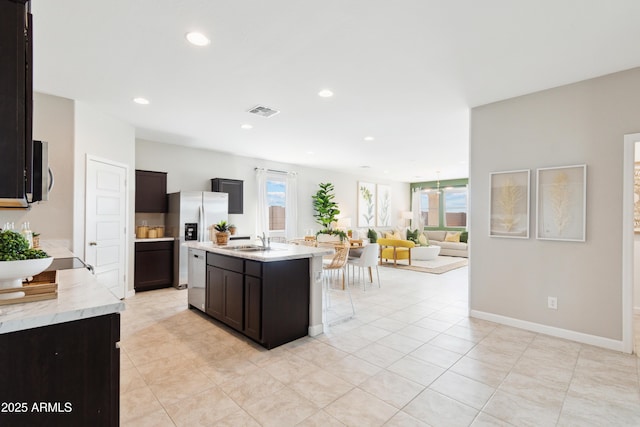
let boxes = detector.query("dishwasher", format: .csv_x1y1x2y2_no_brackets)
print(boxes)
187,248,206,312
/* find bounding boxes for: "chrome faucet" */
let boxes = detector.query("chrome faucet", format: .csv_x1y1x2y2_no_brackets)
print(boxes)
258,232,271,249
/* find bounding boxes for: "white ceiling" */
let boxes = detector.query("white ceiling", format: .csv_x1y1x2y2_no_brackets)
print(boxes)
31,0,640,182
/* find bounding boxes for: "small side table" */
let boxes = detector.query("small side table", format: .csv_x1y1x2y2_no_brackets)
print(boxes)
412,245,441,261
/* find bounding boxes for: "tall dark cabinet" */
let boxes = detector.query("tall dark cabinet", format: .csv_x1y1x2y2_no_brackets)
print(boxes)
0,0,31,205
135,170,167,212
211,178,243,214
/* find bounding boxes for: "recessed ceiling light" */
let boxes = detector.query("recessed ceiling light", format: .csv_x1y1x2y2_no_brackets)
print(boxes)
240,124,253,129
133,97,149,105
363,136,374,141
185,32,210,46
306,151,314,155
318,89,333,98
360,165,371,169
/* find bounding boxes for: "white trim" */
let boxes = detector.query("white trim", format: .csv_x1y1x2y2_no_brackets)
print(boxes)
126,289,136,299
634,307,640,315
470,310,625,353
623,134,639,354
308,324,323,337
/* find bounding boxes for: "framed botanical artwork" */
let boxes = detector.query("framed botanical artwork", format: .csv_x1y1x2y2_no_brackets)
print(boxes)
358,181,376,227
376,184,391,227
489,170,530,238
634,162,640,233
536,164,587,242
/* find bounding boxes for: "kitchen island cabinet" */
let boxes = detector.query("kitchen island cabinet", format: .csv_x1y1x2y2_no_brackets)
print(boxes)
186,242,332,349
205,252,310,349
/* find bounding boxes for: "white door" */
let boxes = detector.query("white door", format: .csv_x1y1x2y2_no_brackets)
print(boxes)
85,157,127,299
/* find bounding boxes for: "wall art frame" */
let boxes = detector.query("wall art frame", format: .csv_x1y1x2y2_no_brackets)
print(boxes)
376,184,391,227
536,164,587,242
489,169,530,238
357,181,376,227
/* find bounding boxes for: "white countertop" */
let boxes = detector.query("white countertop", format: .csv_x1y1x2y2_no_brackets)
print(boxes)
134,237,175,243
184,241,333,261
0,243,125,335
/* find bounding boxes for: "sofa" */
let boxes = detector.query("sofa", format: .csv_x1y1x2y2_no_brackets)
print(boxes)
424,230,468,258
355,227,469,258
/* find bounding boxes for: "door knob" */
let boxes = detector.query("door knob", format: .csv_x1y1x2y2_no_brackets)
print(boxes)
89,242,97,246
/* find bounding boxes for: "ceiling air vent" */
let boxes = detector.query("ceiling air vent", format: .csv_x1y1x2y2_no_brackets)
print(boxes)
247,105,280,118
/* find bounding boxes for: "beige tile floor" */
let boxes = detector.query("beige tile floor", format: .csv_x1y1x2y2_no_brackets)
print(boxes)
119,265,640,426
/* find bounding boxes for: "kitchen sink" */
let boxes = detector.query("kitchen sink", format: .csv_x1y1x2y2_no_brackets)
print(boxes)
231,244,273,251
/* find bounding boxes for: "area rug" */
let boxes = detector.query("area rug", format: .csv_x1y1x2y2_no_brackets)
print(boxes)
381,256,468,274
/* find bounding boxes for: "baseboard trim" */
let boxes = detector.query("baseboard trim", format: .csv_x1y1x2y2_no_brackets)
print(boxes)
470,310,626,353
308,323,323,337
125,289,136,299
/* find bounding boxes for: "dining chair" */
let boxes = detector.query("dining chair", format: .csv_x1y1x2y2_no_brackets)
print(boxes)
321,242,354,323
347,243,380,291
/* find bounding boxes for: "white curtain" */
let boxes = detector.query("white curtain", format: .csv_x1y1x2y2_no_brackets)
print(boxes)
255,169,269,238
412,189,423,230
284,173,298,240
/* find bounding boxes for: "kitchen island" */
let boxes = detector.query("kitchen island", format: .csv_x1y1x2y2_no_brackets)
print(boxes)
184,241,332,349
0,244,125,427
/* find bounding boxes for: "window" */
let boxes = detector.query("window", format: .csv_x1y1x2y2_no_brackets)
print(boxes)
420,190,440,227
256,168,297,240
443,187,468,227
267,179,286,231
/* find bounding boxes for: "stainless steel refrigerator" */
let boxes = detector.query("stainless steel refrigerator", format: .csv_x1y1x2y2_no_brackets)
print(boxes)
167,191,228,289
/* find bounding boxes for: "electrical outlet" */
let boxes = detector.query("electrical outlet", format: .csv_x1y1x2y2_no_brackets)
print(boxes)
548,296,558,310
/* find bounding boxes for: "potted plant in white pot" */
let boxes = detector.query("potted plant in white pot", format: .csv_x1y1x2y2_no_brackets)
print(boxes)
312,182,346,243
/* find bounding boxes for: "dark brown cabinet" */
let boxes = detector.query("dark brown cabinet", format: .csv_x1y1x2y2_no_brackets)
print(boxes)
135,170,167,212
244,273,262,341
205,252,309,349
211,178,243,214
0,313,120,426
134,241,173,291
206,265,243,330
0,0,30,205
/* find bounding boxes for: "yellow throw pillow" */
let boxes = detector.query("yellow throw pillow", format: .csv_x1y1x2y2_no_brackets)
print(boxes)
444,232,461,242
386,231,402,240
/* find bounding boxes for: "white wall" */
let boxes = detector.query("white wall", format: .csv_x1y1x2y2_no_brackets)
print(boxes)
135,139,410,239
1,92,74,247
74,101,136,293
635,141,640,314
470,67,640,348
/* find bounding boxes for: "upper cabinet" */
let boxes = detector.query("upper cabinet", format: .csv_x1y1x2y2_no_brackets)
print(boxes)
135,170,167,212
0,0,31,207
211,178,243,214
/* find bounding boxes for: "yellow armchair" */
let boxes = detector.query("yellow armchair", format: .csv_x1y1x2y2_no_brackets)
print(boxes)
377,238,415,266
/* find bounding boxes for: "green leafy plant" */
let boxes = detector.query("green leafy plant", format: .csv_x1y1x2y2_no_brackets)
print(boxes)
214,220,229,232
367,228,378,243
0,230,48,261
312,182,340,230
316,229,348,242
